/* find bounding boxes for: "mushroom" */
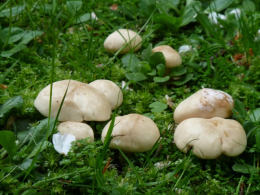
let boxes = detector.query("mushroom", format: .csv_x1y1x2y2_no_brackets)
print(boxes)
104,29,142,54
89,79,123,109
174,117,247,159
174,88,234,124
58,121,94,142
101,114,160,152
152,45,182,68
34,80,111,122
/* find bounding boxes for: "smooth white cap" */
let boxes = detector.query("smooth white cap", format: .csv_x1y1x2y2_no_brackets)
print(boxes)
89,79,123,109
152,45,182,68
104,29,142,54
34,80,112,122
58,121,94,142
174,117,247,159
174,88,234,124
101,114,160,152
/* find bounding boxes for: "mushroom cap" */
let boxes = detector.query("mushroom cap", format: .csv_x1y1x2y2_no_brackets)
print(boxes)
104,29,142,54
101,114,160,152
58,121,94,142
152,45,182,68
174,117,247,159
89,79,123,109
34,80,111,122
174,88,234,124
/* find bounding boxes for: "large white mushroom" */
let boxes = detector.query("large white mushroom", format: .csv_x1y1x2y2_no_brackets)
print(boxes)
104,29,142,54
34,80,112,122
152,45,182,68
101,114,160,152
174,88,234,124
89,79,123,109
174,117,247,159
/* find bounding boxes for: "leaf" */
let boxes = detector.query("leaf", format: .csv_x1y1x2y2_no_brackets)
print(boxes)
126,72,147,82
122,54,141,72
66,1,82,14
141,44,152,60
20,30,44,45
0,27,24,44
232,163,257,174
256,129,260,151
149,102,168,113
249,108,260,122
0,5,25,17
206,0,234,13
0,130,17,157
173,73,193,86
156,64,166,76
149,52,165,68
74,13,91,24
1,44,26,58
180,1,201,27
171,66,187,76
0,96,23,118
232,99,248,122
154,13,180,30
153,76,170,83
148,69,156,76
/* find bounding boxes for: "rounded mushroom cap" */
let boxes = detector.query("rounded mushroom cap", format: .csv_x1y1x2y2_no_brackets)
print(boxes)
58,121,94,142
174,117,247,159
89,79,123,109
174,88,234,124
152,45,182,68
101,114,160,152
34,80,112,122
104,29,142,54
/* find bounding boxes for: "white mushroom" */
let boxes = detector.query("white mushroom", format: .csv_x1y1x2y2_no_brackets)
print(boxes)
104,29,142,54
152,45,182,68
89,79,123,109
174,88,234,124
101,114,160,152
174,117,247,159
34,80,111,122
58,121,94,142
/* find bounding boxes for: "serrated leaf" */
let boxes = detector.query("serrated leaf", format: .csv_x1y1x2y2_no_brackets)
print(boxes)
149,101,168,113
1,44,26,58
0,5,25,17
122,54,141,72
206,0,234,13
173,73,193,86
232,163,257,174
0,96,23,118
153,76,170,83
0,130,17,157
126,72,147,82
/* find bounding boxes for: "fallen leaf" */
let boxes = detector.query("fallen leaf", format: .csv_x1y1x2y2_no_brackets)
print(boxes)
110,4,118,11
0,84,8,89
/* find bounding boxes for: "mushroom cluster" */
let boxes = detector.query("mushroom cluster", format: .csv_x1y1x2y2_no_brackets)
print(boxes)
173,88,247,159
34,79,123,155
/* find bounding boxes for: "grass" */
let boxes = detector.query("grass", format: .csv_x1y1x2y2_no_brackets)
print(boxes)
0,0,260,194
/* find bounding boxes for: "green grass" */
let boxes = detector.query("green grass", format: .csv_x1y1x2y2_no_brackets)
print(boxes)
0,0,260,194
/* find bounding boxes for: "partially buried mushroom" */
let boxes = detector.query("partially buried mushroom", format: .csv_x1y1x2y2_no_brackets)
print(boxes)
174,117,247,159
89,79,123,110
174,88,234,124
104,29,142,54
34,80,112,122
152,45,182,68
101,114,160,152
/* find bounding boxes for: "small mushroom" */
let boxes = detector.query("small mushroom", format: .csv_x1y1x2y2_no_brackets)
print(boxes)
34,80,111,122
152,45,182,68
101,114,160,152
89,79,123,109
174,88,233,124
104,29,142,54
174,117,247,159
58,121,94,142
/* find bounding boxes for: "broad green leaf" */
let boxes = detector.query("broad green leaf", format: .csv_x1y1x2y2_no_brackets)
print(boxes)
66,1,82,14
180,1,201,27
1,44,26,58
154,13,180,30
171,66,187,76
141,44,152,60
148,69,156,76
153,76,170,83
74,13,91,24
232,163,257,174
126,72,147,82
0,130,17,157
173,73,193,86
0,5,25,17
156,64,166,76
149,102,168,113
156,0,180,13
242,0,255,12
20,30,43,45
0,27,23,43
206,0,234,13
149,52,165,67
0,96,23,118
249,108,260,122
122,54,141,72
